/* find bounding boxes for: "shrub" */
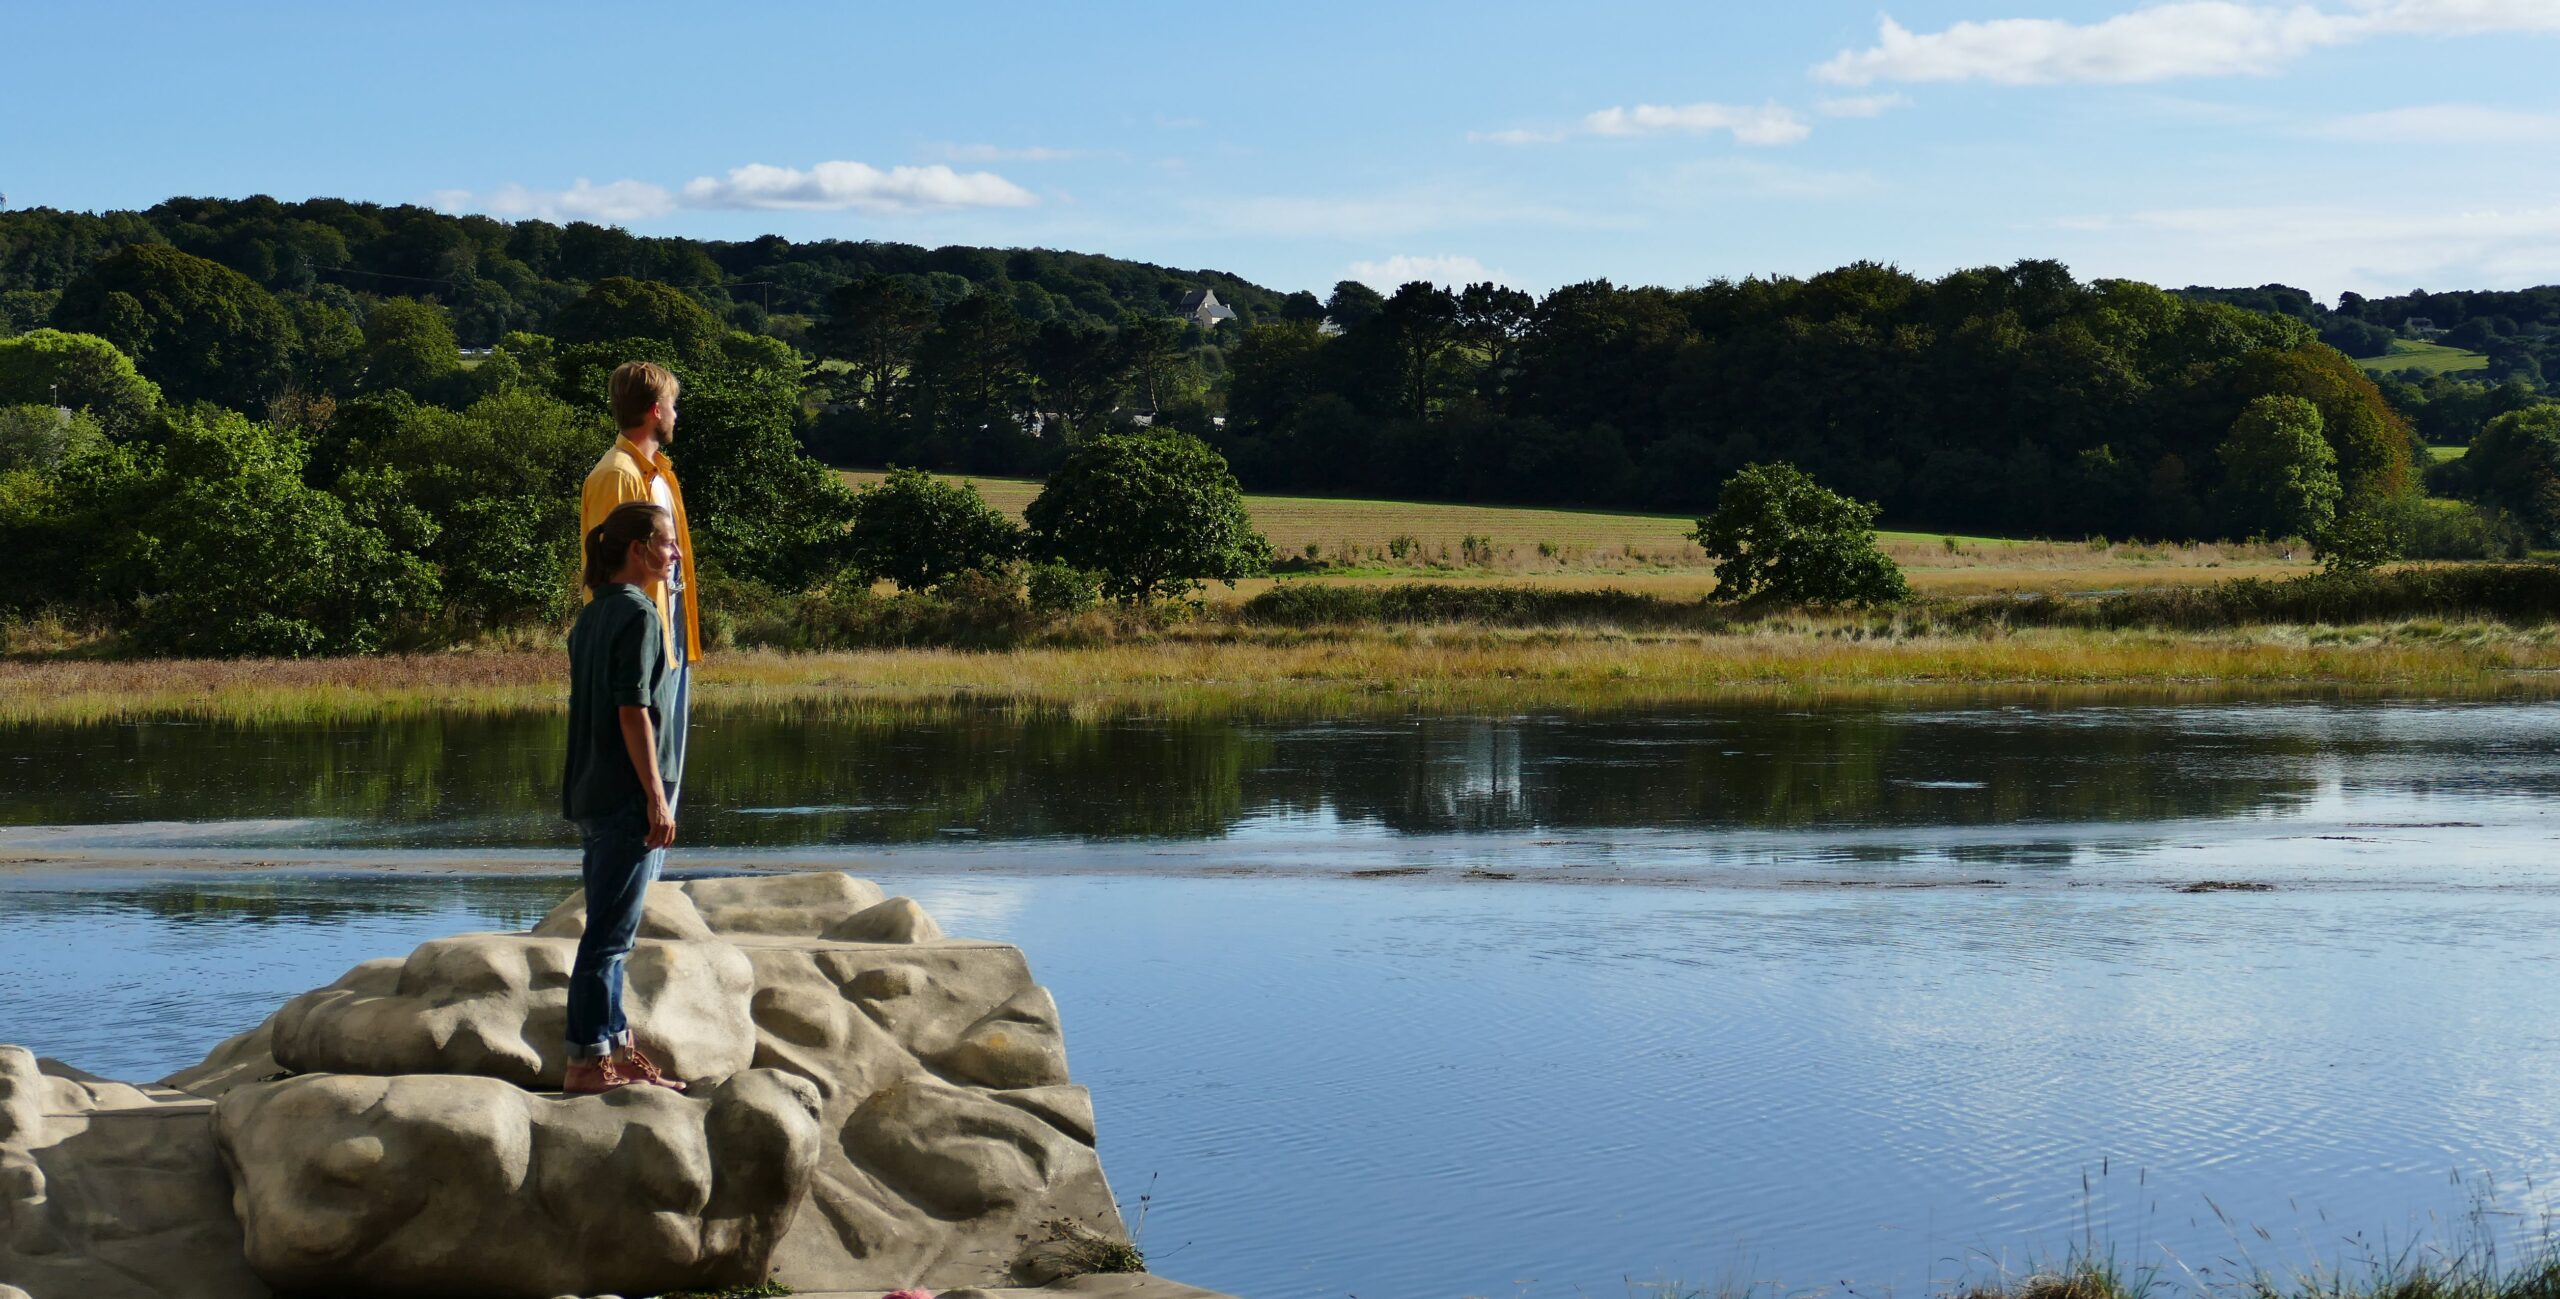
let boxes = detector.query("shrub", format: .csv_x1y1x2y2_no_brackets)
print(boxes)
2388,497,2531,561
846,467,1024,591
1692,461,1908,605
126,413,440,655
1027,561,1102,616
1025,431,1273,605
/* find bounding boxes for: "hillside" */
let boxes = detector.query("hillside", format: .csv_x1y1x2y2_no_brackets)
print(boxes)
0,196,1305,344
2355,339,2491,377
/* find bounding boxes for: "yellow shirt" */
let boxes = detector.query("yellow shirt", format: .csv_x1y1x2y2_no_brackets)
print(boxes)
581,434,702,667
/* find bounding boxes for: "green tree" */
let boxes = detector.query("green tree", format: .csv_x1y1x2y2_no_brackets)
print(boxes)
913,292,1033,471
550,277,725,361
51,244,296,409
815,275,935,425
2463,403,2560,543
2215,395,2342,540
671,334,859,588
355,298,462,395
335,388,603,624
0,405,107,473
285,296,365,394
1692,462,1908,605
0,329,162,438
1028,320,1135,434
1026,431,1273,604
1116,310,1186,412
2224,345,2417,503
845,467,1024,591
1325,280,1387,330
126,411,439,655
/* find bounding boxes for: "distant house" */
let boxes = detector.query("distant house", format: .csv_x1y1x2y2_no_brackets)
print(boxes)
1178,289,1237,330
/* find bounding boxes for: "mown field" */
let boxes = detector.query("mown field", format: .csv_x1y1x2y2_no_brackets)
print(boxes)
2355,339,2491,376
838,470,2308,597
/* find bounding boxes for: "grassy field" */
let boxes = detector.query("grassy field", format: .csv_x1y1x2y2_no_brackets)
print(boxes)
11,620,2560,724
839,469,2307,594
2354,338,2491,376
2430,443,2470,462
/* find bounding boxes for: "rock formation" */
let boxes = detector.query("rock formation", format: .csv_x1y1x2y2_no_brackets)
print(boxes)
0,1048,264,1299
0,872,1178,1299
218,1069,821,1298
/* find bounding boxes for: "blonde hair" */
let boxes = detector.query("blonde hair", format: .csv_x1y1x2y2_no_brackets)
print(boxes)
608,361,680,430
582,501,670,592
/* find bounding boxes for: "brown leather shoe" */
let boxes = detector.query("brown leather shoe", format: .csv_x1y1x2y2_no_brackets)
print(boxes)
615,1043,687,1092
563,1056,633,1094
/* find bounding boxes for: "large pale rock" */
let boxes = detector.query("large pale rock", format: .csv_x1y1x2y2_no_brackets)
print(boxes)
0,1046,267,1299
157,870,1135,1290
521,876,1126,1286
268,932,758,1089
216,1068,821,1299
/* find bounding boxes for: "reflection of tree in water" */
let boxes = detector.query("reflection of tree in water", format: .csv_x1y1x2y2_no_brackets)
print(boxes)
702,704,1262,842
1244,708,2328,834
1,702,2527,846
0,716,560,831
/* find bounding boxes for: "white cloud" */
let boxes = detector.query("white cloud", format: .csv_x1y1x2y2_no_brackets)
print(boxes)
1815,93,1912,118
929,143,1088,163
1582,101,1812,145
1477,101,1810,147
435,159,1038,225
2310,103,2560,142
439,178,678,224
681,161,1036,213
1815,0,2560,87
1346,254,1514,291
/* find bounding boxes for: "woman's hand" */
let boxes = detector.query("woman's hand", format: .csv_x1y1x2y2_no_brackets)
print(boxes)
644,793,676,850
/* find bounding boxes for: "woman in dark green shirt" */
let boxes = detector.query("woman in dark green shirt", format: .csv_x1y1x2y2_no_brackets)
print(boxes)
560,501,689,1095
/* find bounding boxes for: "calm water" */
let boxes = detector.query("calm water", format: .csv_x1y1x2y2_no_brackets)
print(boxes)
5,700,2560,1298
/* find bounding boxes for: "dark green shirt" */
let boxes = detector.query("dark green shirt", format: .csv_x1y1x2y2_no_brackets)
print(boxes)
562,584,681,821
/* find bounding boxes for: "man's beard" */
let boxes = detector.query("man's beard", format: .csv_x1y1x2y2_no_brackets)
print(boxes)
655,412,677,445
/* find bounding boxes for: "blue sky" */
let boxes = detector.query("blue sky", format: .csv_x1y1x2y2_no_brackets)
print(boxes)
10,0,2560,301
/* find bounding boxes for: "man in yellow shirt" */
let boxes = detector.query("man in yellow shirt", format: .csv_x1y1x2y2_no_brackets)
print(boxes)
581,361,703,808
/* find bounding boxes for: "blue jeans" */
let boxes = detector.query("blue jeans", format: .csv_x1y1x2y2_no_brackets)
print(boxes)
566,800,664,1061
666,588,691,813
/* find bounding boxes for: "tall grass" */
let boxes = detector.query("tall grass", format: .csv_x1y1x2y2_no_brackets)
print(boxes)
10,622,2560,725
10,566,2560,724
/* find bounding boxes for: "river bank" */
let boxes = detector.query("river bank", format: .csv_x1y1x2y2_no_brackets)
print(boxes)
7,620,2560,724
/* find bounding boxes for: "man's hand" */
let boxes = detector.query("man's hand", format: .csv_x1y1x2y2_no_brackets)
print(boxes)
644,792,676,850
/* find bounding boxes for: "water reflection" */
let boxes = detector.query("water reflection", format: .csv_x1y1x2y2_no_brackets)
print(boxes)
10,701,2553,850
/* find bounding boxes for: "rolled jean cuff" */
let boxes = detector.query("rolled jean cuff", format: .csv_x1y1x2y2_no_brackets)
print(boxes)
566,1030,632,1061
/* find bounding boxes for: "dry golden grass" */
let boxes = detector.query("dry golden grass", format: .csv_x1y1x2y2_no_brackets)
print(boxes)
839,469,2299,582
11,622,2557,724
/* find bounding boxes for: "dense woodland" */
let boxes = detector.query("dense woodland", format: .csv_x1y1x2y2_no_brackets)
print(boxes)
7,196,2560,656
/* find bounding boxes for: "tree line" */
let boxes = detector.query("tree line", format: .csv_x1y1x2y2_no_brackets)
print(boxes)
12,198,2560,661
0,195,1303,346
